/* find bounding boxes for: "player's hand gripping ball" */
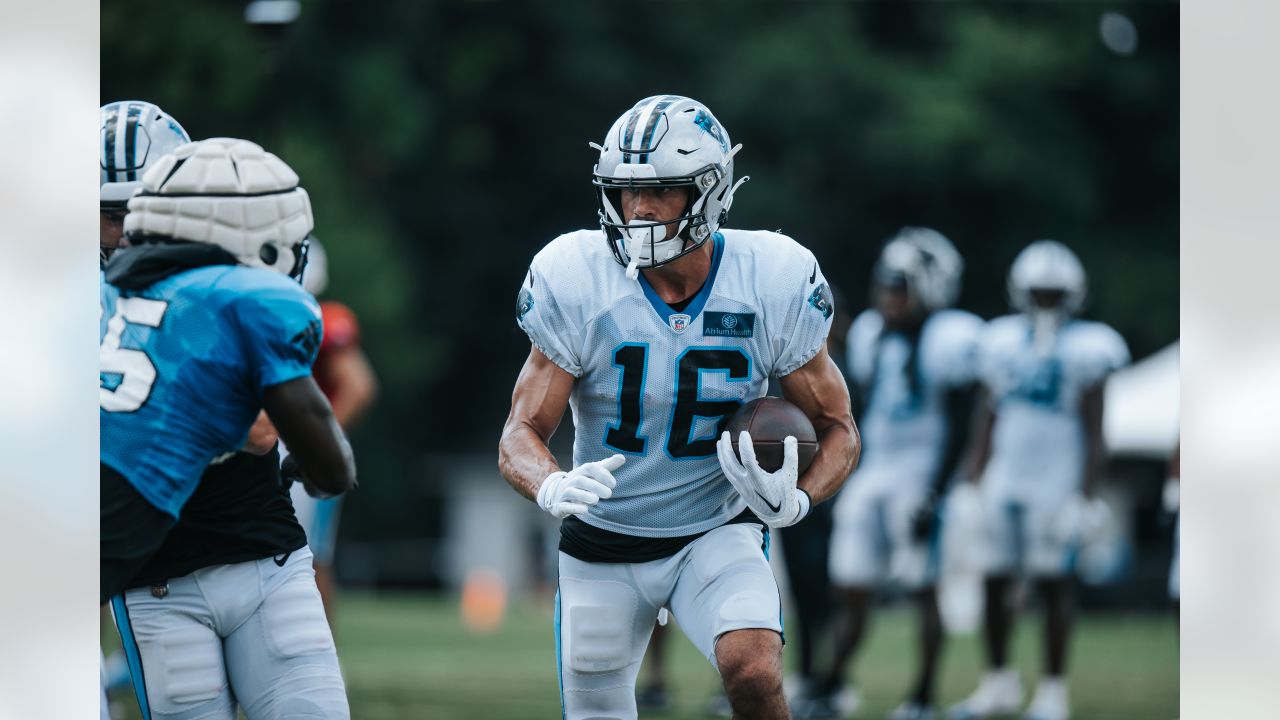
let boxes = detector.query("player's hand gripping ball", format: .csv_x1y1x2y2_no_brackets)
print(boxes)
716,397,818,528
725,397,818,473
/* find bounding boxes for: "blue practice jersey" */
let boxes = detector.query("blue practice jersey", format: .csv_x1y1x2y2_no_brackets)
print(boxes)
100,265,322,518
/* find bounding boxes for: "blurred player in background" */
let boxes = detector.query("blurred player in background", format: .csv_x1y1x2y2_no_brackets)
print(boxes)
101,137,358,718
948,241,1128,720
798,229,983,720
1165,442,1179,620
292,238,379,624
499,95,859,720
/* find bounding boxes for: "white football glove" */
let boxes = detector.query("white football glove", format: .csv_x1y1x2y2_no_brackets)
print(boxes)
536,454,625,519
716,431,811,528
1052,493,1110,545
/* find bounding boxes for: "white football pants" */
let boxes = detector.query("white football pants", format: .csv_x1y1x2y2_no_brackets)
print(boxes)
555,522,782,720
109,547,348,719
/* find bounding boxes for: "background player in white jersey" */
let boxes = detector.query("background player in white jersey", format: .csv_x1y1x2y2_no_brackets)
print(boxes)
949,241,1129,720
800,229,983,720
499,95,859,720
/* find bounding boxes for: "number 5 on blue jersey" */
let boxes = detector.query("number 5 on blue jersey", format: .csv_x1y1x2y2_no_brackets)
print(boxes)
101,297,169,412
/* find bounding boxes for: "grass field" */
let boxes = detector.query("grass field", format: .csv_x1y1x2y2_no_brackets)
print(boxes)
106,590,1178,719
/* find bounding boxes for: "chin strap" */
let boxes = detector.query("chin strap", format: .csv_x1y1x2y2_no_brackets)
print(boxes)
625,257,640,280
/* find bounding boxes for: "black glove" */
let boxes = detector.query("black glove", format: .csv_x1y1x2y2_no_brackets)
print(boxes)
910,492,941,542
281,454,340,499
280,454,305,490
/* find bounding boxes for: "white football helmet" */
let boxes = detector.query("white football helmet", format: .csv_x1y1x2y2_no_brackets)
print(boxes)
873,227,964,311
593,95,748,278
301,236,328,296
1007,239,1087,315
123,138,314,279
100,100,190,209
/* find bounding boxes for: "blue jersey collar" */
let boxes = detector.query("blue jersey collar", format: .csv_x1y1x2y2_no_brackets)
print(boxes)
636,233,724,326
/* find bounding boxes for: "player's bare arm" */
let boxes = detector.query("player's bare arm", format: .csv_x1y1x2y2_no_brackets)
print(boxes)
498,345,574,501
777,343,859,504
262,376,357,496
1080,382,1106,498
961,387,997,484
241,411,279,455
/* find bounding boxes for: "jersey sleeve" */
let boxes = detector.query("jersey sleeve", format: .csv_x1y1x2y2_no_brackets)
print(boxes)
230,278,324,393
975,316,1016,391
772,245,834,377
515,242,585,377
320,301,360,352
844,310,881,386
926,310,985,387
1073,322,1131,387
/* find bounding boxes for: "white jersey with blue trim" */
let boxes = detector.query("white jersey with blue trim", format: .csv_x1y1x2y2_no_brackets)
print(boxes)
518,228,833,537
845,308,983,493
978,314,1129,499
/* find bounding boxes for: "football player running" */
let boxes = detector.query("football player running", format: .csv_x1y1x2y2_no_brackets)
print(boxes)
800,229,983,720
499,95,859,720
948,241,1128,720
101,137,357,718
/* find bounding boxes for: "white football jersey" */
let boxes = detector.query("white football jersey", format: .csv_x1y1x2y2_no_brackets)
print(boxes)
518,229,834,537
978,314,1129,499
845,308,983,493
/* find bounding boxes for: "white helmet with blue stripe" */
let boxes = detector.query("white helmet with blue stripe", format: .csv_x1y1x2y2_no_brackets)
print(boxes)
100,100,190,209
874,227,965,311
1007,239,1087,315
593,95,748,278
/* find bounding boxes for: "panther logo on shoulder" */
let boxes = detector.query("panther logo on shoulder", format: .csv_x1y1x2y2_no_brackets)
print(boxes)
807,282,833,320
517,287,535,320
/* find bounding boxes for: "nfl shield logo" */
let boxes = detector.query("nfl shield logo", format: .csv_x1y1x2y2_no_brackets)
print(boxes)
669,313,691,333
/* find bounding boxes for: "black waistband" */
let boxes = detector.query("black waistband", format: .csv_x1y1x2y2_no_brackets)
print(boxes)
559,508,762,563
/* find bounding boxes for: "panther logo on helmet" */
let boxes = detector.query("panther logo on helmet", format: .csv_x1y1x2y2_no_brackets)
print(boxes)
592,96,749,279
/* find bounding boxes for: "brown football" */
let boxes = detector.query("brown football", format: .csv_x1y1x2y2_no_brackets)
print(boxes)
725,396,818,474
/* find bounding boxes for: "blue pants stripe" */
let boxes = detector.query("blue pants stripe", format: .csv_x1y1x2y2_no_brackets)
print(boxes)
110,594,152,720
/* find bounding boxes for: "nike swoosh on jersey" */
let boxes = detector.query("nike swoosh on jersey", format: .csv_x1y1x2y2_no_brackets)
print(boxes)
755,490,782,513
809,264,817,284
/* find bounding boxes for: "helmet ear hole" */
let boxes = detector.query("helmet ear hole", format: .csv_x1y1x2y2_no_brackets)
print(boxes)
259,244,279,266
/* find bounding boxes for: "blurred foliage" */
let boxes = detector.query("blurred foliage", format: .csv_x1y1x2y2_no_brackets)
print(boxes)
103,0,1177,542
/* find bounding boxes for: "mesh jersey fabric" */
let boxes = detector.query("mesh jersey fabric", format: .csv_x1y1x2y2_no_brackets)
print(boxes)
518,228,833,538
845,308,983,493
100,265,322,517
977,314,1129,499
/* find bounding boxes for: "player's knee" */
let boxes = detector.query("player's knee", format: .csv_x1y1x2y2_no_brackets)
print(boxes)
716,633,782,698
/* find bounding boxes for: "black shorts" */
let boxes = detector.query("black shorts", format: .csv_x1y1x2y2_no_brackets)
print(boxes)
101,463,174,604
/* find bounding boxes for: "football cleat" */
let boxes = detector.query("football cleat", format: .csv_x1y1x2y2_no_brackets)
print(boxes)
1022,678,1070,720
948,668,1023,719
888,701,938,720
